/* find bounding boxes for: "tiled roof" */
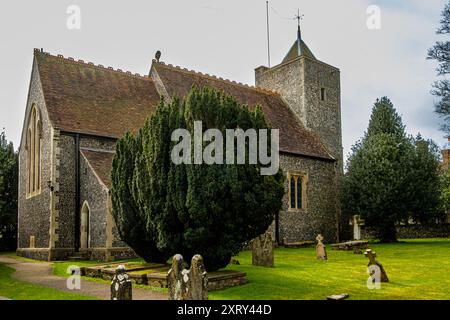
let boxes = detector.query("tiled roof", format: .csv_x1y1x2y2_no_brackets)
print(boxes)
80,149,115,188
34,49,332,160
282,38,316,63
152,62,333,160
35,50,161,138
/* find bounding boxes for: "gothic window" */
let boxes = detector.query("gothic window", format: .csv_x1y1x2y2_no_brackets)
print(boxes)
288,172,308,211
26,105,42,197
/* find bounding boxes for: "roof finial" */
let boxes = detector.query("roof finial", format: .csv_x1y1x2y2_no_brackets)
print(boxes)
294,10,304,54
294,9,304,39
155,50,161,62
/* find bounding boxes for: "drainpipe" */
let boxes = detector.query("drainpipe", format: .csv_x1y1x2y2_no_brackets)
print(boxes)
74,133,81,251
275,212,280,245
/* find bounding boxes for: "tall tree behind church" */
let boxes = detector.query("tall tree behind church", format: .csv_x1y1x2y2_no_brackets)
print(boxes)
343,98,443,242
428,1,450,135
0,130,18,251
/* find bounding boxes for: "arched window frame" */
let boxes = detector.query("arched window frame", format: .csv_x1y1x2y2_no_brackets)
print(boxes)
26,104,42,198
287,171,308,212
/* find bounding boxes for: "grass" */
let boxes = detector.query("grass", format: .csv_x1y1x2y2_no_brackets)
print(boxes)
2,251,44,263
8,239,450,300
0,263,97,300
209,238,450,300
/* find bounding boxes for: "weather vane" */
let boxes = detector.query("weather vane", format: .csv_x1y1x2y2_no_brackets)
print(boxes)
294,9,304,27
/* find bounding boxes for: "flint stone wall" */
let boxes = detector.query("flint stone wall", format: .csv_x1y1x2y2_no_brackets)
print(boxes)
271,154,339,243
362,224,450,240
17,59,53,255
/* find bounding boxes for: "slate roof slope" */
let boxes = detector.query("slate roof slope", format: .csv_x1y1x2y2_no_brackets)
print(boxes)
80,149,115,189
35,50,161,138
152,62,333,160
282,38,316,63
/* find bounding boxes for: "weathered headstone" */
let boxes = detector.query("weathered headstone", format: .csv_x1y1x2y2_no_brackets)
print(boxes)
167,254,208,300
316,234,327,260
187,255,208,300
364,249,389,283
252,232,274,267
168,254,188,300
110,265,132,300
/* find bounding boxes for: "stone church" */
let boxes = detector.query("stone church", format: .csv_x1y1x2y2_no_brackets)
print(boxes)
17,27,344,261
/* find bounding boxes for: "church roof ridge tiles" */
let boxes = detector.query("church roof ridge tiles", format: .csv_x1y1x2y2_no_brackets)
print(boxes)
34,48,149,80
154,60,279,96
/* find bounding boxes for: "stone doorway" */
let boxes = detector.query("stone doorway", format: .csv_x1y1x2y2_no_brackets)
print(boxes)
80,201,90,249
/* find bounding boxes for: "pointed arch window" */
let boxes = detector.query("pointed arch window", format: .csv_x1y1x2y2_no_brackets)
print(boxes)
288,171,308,211
26,105,42,197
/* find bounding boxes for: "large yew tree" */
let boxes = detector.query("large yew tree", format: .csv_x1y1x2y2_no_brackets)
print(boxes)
111,87,284,271
343,98,443,242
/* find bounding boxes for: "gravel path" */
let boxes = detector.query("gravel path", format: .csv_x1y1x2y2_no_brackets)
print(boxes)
0,255,167,300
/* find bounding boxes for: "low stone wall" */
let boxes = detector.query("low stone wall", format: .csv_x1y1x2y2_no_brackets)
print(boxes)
208,271,248,291
147,270,248,291
16,248,75,261
85,247,137,261
16,248,50,261
362,224,450,240
396,224,450,239
17,247,136,262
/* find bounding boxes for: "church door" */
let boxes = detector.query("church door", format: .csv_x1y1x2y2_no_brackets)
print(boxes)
80,202,90,249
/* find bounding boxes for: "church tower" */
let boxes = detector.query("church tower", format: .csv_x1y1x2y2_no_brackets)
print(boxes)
255,23,343,172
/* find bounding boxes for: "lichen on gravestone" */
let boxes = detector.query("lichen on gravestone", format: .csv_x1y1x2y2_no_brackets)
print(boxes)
251,232,274,267
167,254,208,300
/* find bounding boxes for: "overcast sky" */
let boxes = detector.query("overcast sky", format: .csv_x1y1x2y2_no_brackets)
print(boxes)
0,0,447,159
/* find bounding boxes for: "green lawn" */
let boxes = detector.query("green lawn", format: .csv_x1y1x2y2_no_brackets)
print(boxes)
0,264,97,300
18,239,450,300
210,238,450,300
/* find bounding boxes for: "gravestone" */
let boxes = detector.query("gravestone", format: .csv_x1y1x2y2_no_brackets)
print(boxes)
167,254,208,300
252,232,274,267
110,265,132,300
316,234,327,260
364,249,389,283
187,255,208,300
168,254,188,300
